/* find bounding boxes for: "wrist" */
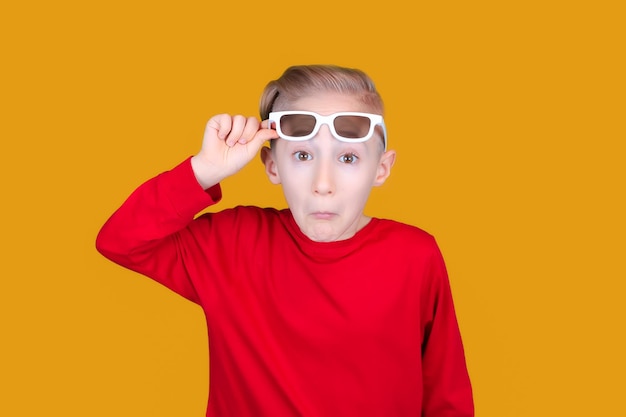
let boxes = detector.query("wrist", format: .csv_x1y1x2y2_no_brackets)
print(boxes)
190,155,222,190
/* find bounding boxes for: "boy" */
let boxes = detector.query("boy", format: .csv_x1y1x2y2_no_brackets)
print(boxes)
96,64,474,416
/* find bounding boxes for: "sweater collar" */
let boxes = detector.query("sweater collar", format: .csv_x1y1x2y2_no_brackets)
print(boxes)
279,209,380,260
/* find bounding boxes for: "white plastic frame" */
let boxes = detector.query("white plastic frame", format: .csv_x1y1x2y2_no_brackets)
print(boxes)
268,111,387,150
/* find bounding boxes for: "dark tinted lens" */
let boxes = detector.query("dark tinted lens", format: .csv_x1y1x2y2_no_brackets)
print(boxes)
333,115,371,139
279,114,317,137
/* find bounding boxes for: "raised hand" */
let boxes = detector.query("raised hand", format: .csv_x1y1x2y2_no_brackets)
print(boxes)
191,114,278,189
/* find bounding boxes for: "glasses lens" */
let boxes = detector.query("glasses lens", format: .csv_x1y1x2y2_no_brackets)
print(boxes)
279,114,317,137
333,115,371,139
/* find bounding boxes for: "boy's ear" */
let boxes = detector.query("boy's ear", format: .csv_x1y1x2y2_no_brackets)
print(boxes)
373,149,396,186
260,146,281,185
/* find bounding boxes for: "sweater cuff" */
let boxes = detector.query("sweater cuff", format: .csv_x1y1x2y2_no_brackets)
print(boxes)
161,157,223,218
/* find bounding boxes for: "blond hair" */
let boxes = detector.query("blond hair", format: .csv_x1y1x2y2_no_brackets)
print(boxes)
259,65,384,119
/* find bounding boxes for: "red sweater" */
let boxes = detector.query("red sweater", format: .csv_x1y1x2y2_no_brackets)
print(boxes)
96,158,474,417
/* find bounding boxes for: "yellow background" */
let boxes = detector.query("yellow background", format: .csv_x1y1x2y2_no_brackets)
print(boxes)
1,1,624,416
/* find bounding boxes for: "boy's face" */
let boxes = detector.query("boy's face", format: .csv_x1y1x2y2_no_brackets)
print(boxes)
261,92,396,242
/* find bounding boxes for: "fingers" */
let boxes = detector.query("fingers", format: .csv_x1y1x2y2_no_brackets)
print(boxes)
206,114,277,147
236,116,261,145
260,119,272,130
224,115,250,146
206,113,232,140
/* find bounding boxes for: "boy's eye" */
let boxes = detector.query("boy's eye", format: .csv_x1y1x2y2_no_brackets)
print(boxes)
294,151,312,161
339,153,358,164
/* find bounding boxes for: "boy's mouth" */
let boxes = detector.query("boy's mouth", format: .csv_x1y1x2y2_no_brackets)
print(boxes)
311,211,335,220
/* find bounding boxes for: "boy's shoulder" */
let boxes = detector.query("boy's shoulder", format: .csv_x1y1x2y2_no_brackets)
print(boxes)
371,217,439,249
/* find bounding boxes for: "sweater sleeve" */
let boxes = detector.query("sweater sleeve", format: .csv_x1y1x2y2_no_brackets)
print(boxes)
95,157,221,303
421,242,474,417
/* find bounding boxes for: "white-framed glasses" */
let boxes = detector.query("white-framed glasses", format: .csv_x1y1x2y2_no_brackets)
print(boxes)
268,111,387,150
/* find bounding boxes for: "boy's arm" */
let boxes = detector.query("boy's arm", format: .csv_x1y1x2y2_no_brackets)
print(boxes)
95,157,220,301
421,244,474,417
95,115,278,300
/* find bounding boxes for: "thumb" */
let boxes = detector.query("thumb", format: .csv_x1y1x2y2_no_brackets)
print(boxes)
243,127,279,152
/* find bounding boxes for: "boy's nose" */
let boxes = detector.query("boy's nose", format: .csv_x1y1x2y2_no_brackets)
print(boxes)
312,125,335,195
313,161,335,195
